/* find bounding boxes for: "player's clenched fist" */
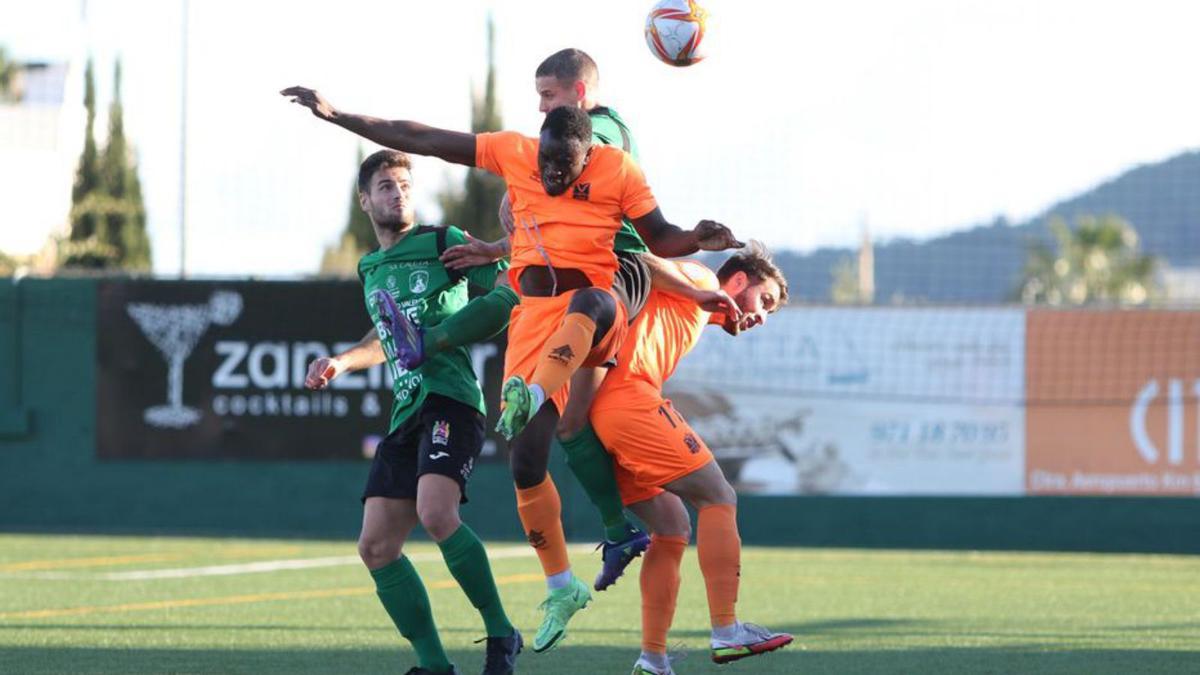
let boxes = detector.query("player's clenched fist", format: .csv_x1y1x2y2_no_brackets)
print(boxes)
281,86,338,121
304,356,344,390
693,220,744,251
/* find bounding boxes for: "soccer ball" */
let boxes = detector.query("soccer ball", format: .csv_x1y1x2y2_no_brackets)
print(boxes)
644,0,709,67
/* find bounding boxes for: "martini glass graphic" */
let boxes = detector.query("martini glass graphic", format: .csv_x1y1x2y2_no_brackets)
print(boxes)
127,290,242,428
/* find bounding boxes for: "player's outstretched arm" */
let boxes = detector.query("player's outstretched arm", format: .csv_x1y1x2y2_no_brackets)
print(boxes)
281,86,476,166
643,253,743,319
304,328,384,390
631,208,745,258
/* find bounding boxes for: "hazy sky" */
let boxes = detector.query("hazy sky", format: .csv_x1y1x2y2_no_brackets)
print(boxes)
2,0,1199,276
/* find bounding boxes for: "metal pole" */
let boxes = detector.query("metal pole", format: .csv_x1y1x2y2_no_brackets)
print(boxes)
178,0,188,278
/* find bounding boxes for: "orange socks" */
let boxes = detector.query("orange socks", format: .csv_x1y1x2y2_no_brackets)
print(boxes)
640,535,687,654
514,476,571,577
697,504,740,628
530,313,596,402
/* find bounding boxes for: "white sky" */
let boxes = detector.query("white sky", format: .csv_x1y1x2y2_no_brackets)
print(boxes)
2,0,1199,276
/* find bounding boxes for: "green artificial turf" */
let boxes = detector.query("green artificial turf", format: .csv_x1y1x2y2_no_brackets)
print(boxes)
1,534,1197,674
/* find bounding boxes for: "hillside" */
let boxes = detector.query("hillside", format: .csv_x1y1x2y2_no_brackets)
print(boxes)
772,150,1200,303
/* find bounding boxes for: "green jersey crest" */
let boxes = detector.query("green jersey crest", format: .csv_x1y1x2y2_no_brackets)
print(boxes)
358,225,506,432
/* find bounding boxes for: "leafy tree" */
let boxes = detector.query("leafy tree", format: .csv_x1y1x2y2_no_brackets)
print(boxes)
0,249,16,275
0,46,19,102
830,256,861,304
344,145,376,251
319,18,506,276
69,58,101,246
64,58,151,271
99,60,151,270
319,146,376,276
436,16,506,243
1018,215,1158,306
830,230,875,304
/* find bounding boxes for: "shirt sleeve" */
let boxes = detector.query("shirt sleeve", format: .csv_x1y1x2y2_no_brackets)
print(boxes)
474,131,522,176
619,152,658,220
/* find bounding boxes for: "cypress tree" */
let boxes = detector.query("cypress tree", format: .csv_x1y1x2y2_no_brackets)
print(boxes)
437,16,506,243
99,59,151,270
64,58,151,270
69,58,101,244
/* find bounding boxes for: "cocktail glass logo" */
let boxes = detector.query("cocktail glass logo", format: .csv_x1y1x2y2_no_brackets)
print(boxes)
1130,378,1200,465
127,291,243,428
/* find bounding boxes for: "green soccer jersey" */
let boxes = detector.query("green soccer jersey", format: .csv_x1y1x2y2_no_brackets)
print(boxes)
589,106,650,255
358,225,507,433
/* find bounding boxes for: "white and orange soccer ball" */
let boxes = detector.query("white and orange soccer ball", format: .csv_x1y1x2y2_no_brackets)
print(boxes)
644,0,709,67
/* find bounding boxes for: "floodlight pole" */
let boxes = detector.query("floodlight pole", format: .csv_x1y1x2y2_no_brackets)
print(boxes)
178,0,189,278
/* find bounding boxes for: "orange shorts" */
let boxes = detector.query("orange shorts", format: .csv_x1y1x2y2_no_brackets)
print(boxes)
503,288,629,414
591,391,714,506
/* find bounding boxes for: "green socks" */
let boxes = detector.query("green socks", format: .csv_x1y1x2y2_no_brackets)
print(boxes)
370,530,514,671
424,285,519,356
370,557,452,673
559,423,635,542
438,524,515,638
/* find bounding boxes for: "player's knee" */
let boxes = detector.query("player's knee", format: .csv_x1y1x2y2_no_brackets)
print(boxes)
568,287,607,314
510,457,546,489
510,445,548,488
690,481,737,510
417,505,461,542
706,481,737,508
357,535,401,570
717,480,737,506
656,520,692,541
569,288,616,338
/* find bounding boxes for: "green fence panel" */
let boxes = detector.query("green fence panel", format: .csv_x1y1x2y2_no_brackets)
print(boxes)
2,278,1197,554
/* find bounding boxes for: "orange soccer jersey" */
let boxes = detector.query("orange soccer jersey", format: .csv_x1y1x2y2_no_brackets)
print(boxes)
474,131,658,291
591,260,721,504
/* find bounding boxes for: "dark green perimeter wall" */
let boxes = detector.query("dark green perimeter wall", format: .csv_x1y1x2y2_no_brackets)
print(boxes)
1,277,1197,553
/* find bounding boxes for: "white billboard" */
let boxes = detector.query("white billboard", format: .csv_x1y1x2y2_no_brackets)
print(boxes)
665,308,1026,495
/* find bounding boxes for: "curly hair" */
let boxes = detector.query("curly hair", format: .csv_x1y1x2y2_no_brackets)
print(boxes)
540,105,593,145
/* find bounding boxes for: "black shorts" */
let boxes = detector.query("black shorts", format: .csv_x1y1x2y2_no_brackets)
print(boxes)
611,250,652,325
361,394,485,505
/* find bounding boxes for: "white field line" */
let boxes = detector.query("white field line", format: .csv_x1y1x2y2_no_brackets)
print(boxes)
2,544,592,581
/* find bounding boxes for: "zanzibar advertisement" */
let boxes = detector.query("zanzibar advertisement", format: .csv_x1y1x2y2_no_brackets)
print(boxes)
96,280,506,460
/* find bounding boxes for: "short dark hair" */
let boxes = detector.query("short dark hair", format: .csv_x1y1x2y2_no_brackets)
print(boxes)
536,48,599,86
357,149,412,193
540,106,593,145
717,240,790,306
